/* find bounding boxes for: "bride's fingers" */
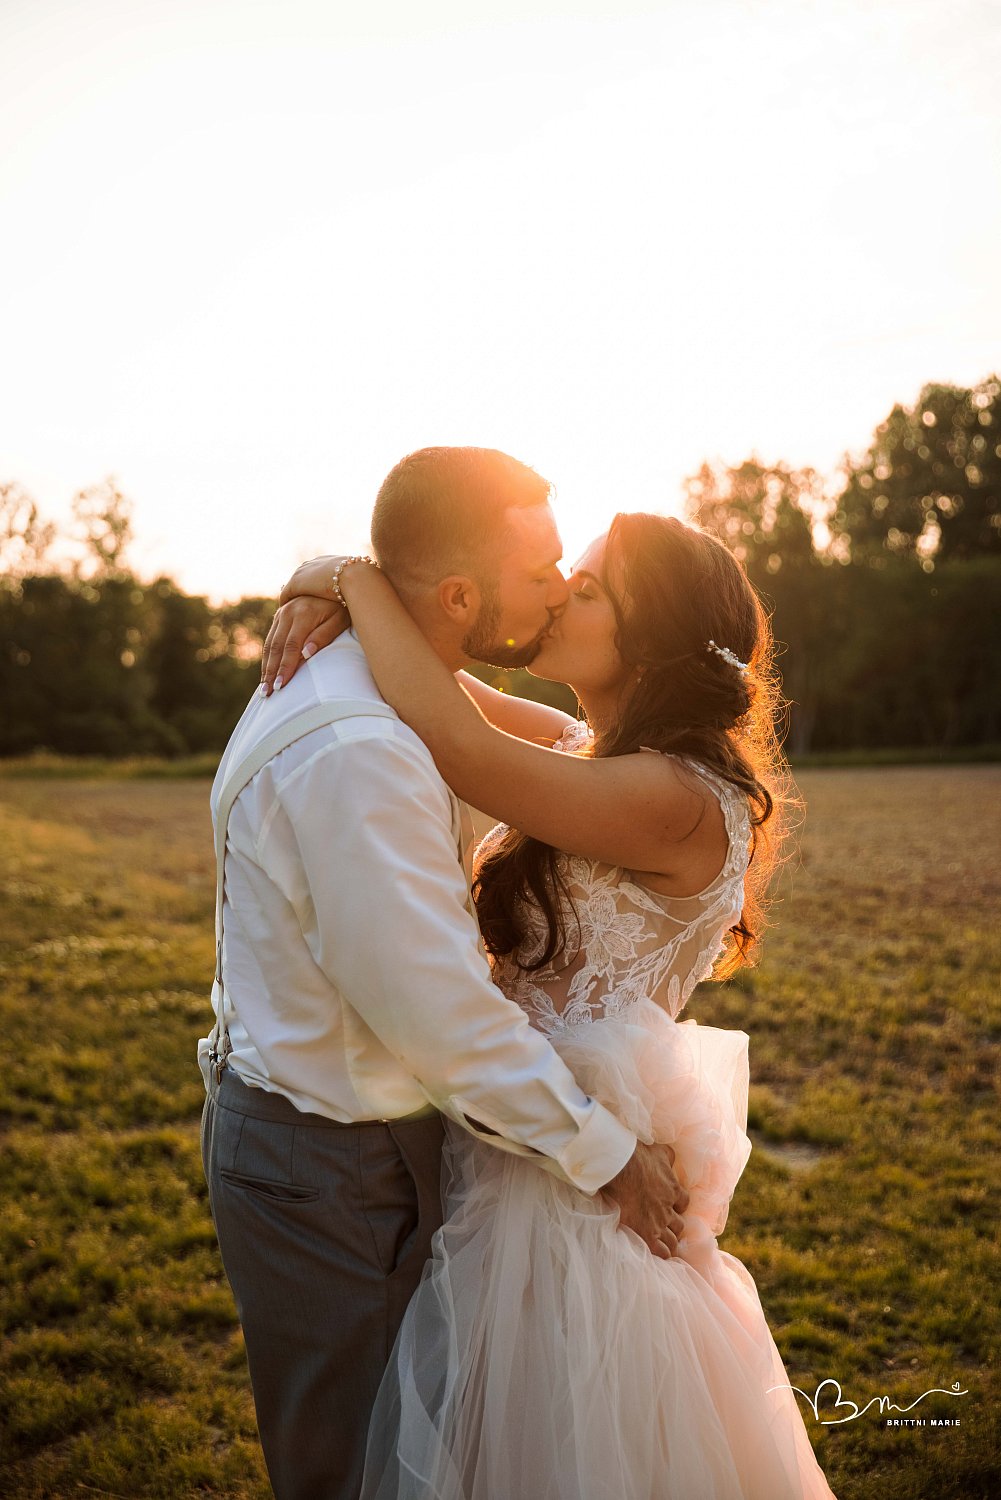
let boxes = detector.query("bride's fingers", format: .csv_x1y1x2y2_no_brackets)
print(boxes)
260,611,284,689
262,608,306,694
280,614,343,681
260,604,304,694
261,603,348,693
273,622,311,691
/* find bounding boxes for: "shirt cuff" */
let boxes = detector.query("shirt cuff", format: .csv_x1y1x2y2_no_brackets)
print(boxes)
554,1101,636,1195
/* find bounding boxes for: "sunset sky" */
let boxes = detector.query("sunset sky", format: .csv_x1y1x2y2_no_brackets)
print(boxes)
2,0,999,601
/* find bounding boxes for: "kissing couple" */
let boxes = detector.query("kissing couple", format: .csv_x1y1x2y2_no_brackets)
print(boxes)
199,446,838,1499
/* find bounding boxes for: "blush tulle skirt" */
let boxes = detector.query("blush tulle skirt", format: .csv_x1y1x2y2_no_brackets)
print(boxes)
360,1000,838,1499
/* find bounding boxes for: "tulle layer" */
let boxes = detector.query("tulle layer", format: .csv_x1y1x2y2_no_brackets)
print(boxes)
361,1002,837,1500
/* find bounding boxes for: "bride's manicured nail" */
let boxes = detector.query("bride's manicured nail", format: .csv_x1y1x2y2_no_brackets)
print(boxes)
274,675,284,691
258,683,268,697
302,642,317,660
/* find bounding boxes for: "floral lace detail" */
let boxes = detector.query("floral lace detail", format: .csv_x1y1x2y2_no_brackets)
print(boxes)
478,725,751,1036
555,720,592,753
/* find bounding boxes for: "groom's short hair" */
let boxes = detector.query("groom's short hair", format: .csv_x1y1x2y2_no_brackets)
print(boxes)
371,447,552,595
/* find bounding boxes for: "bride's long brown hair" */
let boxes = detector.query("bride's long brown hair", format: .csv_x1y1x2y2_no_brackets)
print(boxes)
474,512,799,978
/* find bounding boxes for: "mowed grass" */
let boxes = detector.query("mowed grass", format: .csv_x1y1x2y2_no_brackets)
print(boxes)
0,779,268,1499
0,768,998,1499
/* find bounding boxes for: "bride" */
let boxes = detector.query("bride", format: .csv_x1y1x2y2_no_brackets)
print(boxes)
261,511,838,1499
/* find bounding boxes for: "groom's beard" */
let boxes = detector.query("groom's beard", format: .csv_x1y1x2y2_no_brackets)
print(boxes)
462,587,548,669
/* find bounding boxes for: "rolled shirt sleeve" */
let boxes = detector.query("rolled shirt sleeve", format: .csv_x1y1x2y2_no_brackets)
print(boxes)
266,725,636,1195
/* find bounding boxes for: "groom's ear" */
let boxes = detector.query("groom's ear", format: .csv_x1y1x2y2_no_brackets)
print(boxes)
436,575,480,626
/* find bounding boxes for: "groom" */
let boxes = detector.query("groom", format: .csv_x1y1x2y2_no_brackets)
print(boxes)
199,446,688,1500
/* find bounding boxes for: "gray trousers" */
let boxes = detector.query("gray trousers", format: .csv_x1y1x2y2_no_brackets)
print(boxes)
201,1067,446,1500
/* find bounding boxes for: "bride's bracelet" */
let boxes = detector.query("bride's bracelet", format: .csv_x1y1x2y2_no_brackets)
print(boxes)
330,555,379,610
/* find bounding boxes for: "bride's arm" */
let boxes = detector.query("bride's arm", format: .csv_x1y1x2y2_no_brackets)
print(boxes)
262,561,576,745
452,674,576,746
328,561,712,877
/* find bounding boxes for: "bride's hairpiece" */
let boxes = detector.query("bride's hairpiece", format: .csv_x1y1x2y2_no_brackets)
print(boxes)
706,639,749,674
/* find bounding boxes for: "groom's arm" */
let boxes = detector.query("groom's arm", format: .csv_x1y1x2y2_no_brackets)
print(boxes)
268,724,636,1196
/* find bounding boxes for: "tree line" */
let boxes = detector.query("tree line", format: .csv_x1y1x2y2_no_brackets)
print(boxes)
3,375,1000,759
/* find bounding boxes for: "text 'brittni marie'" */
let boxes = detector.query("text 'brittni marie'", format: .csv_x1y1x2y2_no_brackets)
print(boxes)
766,1378,969,1426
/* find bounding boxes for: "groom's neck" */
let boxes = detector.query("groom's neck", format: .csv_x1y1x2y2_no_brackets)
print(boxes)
401,594,468,674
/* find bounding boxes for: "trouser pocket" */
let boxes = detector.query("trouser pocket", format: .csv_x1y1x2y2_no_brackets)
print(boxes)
219,1168,319,1203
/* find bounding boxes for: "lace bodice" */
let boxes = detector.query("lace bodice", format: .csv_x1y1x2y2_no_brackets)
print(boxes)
477,722,752,1036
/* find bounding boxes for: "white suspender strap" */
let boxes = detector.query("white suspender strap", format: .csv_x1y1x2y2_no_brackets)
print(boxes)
206,699,397,1082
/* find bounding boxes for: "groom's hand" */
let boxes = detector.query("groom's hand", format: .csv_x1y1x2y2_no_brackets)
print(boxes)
601,1141,690,1260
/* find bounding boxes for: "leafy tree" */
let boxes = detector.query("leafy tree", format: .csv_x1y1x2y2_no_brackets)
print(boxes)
1,574,180,756
218,596,277,662
804,558,1001,750
0,482,55,578
71,476,135,578
683,458,828,754
143,581,261,753
830,376,1001,566
683,458,821,577
4,422,1000,761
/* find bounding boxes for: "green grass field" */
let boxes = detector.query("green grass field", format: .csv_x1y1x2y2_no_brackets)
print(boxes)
0,767,998,1498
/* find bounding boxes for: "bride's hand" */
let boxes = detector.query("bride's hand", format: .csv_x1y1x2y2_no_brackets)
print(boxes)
260,596,348,695
278,555,344,607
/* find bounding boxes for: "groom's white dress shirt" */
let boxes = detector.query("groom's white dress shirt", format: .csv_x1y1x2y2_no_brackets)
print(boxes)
207,630,635,1195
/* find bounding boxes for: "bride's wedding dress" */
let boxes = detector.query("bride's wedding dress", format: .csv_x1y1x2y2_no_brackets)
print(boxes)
361,725,838,1499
